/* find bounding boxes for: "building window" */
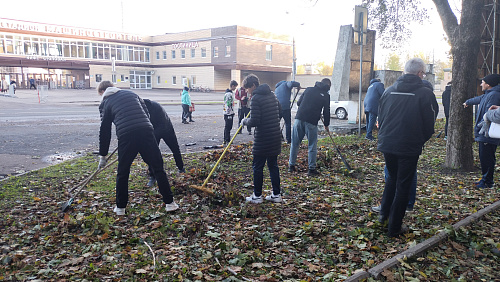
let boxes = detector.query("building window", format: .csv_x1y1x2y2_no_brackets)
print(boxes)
156,51,160,60
171,50,176,59
120,74,125,82
172,76,177,85
191,76,196,85
181,49,185,59
96,74,102,83
112,74,117,83
201,47,206,58
191,48,195,58
157,76,160,84
225,45,231,57
163,51,167,59
213,47,218,57
266,45,272,61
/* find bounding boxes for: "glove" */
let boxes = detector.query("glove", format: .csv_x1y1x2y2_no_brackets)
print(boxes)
242,118,249,126
98,155,107,169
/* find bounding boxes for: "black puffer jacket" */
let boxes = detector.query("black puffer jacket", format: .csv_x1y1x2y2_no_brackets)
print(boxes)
377,74,439,156
99,88,153,155
143,99,173,136
244,84,281,157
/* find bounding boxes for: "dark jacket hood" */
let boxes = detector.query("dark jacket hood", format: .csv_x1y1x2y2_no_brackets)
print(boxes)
393,74,425,93
314,81,330,93
275,80,286,89
253,84,272,95
370,78,381,85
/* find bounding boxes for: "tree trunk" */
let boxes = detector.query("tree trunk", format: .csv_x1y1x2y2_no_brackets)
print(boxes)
440,0,483,170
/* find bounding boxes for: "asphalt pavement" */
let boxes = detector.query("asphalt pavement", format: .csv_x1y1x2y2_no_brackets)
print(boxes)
0,87,445,179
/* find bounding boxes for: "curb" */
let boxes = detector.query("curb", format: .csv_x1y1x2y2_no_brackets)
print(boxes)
345,199,500,281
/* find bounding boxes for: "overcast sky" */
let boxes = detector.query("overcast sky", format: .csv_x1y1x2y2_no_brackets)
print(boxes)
3,0,455,66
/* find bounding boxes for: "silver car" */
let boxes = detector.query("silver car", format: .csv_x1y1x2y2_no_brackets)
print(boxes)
330,100,348,119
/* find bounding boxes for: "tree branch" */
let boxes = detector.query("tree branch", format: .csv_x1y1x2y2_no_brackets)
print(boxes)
432,0,459,39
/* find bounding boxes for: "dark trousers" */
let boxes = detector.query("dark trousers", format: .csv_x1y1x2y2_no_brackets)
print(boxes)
280,109,292,143
444,116,449,137
116,129,173,208
148,128,184,176
224,114,234,143
30,83,36,89
478,142,497,185
252,155,280,197
380,153,419,235
365,112,377,140
238,107,251,132
182,104,192,121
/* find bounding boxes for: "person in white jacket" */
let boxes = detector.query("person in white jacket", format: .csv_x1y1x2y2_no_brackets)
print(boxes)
223,80,238,145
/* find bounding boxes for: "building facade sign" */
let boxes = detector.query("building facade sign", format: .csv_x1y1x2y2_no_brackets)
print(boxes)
26,56,66,61
172,42,199,49
0,18,142,42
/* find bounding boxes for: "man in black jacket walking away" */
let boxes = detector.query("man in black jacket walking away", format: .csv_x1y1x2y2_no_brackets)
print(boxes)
288,78,331,176
241,74,283,204
377,58,438,237
143,99,185,187
97,81,179,215
442,81,451,139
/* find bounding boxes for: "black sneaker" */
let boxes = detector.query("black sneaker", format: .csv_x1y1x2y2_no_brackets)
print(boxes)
288,165,296,172
307,169,320,176
388,224,409,238
248,131,252,135
189,119,195,122
146,177,156,187
182,120,189,124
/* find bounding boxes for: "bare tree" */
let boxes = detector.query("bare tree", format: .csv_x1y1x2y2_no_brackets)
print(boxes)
365,0,483,170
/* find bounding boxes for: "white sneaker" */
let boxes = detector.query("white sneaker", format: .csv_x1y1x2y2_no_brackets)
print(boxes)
165,202,179,212
245,193,263,204
113,206,126,215
265,193,283,203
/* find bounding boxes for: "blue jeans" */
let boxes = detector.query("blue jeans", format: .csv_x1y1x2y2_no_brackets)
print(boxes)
289,119,318,170
381,153,419,235
384,166,416,209
365,112,377,140
252,155,280,197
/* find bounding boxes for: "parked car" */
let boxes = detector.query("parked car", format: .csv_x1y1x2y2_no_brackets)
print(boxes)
330,100,348,119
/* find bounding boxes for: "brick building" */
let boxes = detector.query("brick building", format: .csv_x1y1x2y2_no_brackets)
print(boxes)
0,18,292,91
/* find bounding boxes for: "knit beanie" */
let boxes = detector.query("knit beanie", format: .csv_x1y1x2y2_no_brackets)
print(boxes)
482,74,500,87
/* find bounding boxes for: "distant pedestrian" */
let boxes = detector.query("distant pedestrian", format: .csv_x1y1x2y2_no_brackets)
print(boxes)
143,99,186,188
223,80,238,146
235,86,252,134
363,78,385,140
288,78,331,176
1,78,8,93
442,81,451,138
377,58,438,237
181,86,193,124
97,81,179,215
463,74,500,188
275,80,301,143
10,80,16,94
29,78,37,90
241,74,283,204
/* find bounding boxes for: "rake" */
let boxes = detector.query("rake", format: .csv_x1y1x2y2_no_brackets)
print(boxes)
321,117,353,171
189,112,251,195
61,147,118,212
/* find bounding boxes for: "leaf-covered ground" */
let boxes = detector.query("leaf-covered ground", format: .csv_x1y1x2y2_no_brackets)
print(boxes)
0,120,499,281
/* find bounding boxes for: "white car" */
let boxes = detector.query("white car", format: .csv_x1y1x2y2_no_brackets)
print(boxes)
330,100,348,119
